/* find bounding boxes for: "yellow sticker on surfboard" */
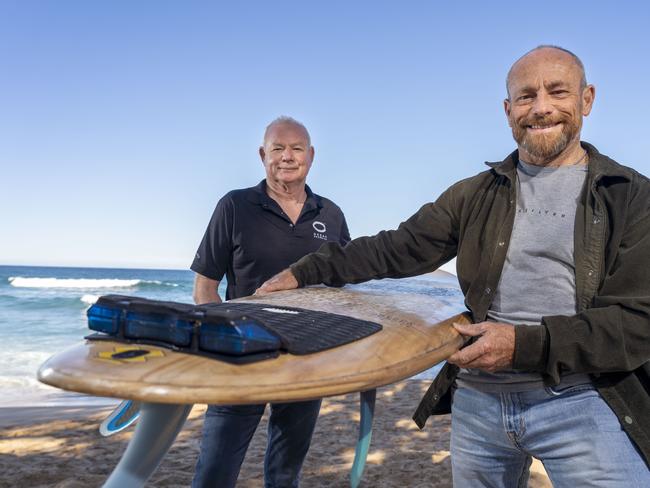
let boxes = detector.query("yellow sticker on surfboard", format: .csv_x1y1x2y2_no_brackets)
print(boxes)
97,346,165,364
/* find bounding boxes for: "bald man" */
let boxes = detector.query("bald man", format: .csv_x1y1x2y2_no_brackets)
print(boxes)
258,47,650,486
191,117,350,488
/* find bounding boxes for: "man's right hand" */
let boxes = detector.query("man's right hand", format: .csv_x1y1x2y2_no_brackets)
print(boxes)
255,268,299,295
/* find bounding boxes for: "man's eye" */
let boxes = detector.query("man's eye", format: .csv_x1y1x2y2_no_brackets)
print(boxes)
517,95,533,102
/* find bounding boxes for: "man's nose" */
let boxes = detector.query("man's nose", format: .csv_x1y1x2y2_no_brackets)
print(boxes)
531,92,553,116
281,149,294,160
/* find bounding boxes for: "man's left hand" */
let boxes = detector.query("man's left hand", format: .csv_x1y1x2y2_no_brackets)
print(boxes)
447,321,515,372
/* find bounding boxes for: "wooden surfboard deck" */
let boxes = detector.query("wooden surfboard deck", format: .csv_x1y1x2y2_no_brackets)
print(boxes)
38,285,469,405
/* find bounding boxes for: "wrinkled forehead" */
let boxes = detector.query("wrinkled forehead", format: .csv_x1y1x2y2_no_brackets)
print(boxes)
264,122,311,147
507,49,583,94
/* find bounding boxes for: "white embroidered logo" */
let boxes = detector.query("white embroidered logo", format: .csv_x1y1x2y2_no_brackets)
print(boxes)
312,221,328,240
312,221,326,233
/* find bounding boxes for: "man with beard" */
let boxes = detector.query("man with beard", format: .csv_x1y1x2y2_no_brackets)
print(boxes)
256,46,650,486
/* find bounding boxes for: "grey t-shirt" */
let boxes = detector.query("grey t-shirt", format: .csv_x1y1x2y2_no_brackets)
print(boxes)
457,159,590,391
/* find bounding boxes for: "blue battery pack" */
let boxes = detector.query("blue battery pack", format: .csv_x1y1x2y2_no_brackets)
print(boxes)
86,295,282,360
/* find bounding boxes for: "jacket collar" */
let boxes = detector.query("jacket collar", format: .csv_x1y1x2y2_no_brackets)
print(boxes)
582,142,633,181
485,150,518,181
485,142,632,183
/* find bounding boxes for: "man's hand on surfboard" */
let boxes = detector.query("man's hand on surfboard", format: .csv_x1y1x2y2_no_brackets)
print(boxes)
446,321,515,372
255,269,299,295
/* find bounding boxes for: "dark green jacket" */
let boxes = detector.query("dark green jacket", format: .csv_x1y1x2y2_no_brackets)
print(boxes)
291,143,650,465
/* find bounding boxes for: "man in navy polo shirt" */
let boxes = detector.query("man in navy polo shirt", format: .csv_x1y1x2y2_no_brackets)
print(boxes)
190,116,350,488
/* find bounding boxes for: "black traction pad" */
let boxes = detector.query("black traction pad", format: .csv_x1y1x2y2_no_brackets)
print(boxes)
202,302,383,355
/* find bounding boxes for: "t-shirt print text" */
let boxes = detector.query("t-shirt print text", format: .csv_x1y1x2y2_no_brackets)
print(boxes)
312,221,328,240
518,208,566,218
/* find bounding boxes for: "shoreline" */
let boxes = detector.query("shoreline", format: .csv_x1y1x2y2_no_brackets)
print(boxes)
0,388,120,411
0,380,551,487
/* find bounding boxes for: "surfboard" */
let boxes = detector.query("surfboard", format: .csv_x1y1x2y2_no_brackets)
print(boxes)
38,283,469,487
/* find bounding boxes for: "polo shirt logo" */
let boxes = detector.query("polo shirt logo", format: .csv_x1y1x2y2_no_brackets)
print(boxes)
312,221,326,233
312,221,328,241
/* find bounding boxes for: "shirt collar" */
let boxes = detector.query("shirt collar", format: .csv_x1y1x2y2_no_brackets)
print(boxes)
247,180,322,210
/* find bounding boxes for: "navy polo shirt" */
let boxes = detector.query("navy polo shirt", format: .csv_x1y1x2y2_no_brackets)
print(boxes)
191,180,350,300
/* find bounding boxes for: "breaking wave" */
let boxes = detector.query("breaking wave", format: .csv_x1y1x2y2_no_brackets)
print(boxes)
8,277,178,289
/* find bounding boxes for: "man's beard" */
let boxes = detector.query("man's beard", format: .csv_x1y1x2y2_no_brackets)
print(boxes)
511,116,580,162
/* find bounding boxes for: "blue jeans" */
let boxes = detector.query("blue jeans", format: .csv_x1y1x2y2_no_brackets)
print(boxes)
192,399,321,488
451,384,650,487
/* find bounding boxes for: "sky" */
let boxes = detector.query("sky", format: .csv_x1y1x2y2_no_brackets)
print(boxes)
1,1,649,270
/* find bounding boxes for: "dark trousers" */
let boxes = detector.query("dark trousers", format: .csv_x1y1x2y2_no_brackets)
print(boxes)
192,399,321,488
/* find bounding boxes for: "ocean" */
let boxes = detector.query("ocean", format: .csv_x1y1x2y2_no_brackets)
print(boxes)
0,265,464,407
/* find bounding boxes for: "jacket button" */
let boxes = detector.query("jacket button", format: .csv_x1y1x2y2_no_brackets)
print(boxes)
588,270,594,277
432,394,439,401
498,241,505,247
624,416,633,425
485,287,492,295
593,217,601,224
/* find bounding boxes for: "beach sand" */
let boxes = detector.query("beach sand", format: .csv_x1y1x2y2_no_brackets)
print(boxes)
0,380,551,487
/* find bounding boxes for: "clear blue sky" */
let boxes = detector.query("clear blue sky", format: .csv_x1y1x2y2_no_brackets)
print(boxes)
2,1,649,269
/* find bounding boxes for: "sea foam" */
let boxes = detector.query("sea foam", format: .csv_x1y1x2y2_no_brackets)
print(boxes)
81,294,99,305
8,277,143,288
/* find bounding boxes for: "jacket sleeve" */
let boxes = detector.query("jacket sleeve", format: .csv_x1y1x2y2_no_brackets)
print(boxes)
515,174,650,383
290,186,460,287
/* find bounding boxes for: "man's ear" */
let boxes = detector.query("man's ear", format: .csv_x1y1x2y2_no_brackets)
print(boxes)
504,98,512,127
582,84,596,117
259,146,265,163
